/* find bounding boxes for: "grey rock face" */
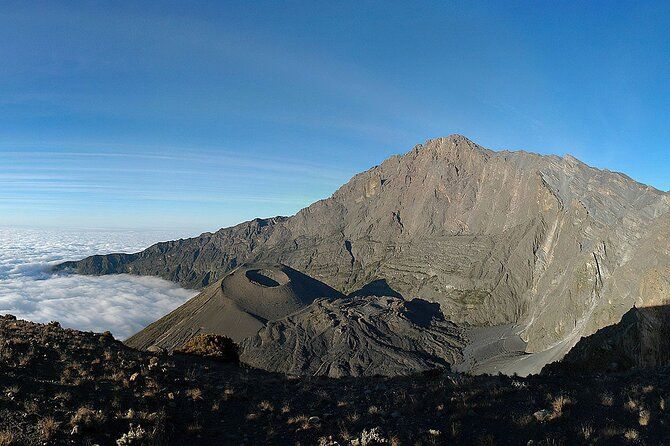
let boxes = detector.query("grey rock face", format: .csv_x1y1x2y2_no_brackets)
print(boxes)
57,217,288,289
544,305,670,374
59,135,670,370
545,211,670,374
239,296,465,377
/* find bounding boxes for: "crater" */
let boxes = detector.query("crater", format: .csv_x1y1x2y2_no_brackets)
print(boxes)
245,268,290,287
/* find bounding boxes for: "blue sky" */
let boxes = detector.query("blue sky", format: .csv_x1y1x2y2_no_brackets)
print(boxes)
1,1,668,232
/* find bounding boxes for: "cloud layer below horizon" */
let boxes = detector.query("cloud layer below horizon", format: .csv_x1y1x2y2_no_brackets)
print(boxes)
0,227,197,339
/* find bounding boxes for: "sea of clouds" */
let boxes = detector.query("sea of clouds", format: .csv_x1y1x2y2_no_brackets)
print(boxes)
0,227,198,339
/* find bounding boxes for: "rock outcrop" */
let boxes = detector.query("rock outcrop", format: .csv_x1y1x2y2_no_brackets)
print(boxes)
240,296,465,377
59,135,670,372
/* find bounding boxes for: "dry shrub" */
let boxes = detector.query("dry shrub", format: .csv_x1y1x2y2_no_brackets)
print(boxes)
367,405,381,415
624,428,640,441
478,434,496,446
185,388,203,401
287,415,308,425
579,423,593,439
625,398,639,411
258,400,274,412
175,334,239,363
186,422,202,433
53,391,71,402
600,391,614,406
550,395,573,418
338,422,351,441
601,425,622,438
515,413,533,427
450,421,462,438
287,414,312,430
639,409,651,426
38,417,59,441
0,431,13,446
23,400,39,414
70,406,106,430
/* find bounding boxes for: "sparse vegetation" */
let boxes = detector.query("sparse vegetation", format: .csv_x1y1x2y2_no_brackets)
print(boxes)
37,417,59,441
624,428,640,442
578,423,593,440
185,388,203,401
2,314,670,445
550,394,573,418
600,391,615,406
174,334,239,362
70,406,106,431
258,400,274,412
638,408,651,426
0,431,13,446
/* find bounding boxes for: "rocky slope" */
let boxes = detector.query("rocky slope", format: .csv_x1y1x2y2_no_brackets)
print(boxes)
5,314,670,445
240,296,465,377
544,304,670,375
128,264,467,377
58,135,670,372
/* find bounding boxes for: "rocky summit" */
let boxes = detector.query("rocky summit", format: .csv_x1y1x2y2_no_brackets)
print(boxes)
57,135,670,376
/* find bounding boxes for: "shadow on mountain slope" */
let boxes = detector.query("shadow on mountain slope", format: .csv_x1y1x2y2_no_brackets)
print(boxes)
544,304,670,375
349,279,404,299
403,298,444,328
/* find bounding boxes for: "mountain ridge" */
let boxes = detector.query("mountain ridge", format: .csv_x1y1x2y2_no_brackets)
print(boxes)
57,135,670,374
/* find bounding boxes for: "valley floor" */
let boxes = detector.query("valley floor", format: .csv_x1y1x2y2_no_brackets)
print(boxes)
455,324,573,377
1,315,669,445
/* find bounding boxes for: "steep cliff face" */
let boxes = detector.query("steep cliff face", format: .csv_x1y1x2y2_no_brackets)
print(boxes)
513,156,669,353
58,135,670,364
543,305,670,375
544,211,670,373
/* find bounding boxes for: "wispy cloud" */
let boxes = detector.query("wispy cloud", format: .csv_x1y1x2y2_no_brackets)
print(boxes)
0,143,354,180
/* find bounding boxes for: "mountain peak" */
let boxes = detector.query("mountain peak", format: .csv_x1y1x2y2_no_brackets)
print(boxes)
411,134,492,162
59,135,670,377
430,134,481,148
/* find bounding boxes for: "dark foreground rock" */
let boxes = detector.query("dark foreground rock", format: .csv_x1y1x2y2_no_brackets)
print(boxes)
3,315,670,445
